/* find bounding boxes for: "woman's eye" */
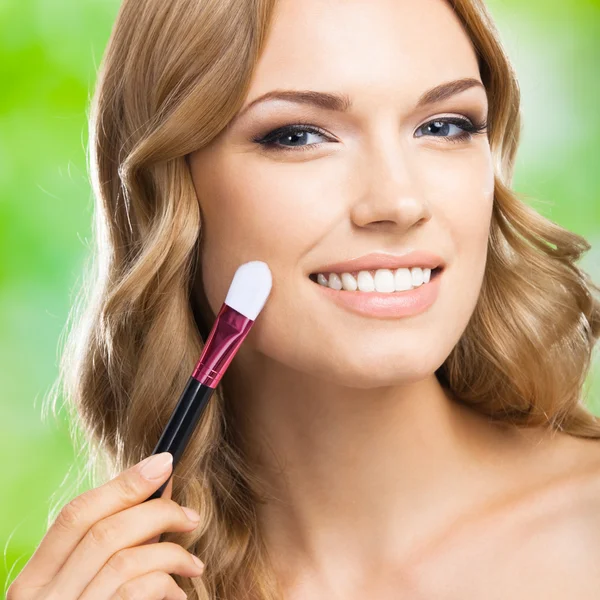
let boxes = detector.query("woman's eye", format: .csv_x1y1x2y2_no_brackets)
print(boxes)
253,117,487,153
414,117,487,143
253,124,330,153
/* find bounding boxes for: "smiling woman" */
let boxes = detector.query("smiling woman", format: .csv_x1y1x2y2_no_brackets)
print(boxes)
10,0,600,599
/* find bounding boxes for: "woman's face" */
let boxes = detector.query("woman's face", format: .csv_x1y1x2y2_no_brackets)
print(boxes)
188,0,494,387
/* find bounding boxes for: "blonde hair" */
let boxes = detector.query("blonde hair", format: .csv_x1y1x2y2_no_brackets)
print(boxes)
44,0,600,597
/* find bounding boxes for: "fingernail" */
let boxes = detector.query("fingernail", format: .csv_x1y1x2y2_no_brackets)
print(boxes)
139,453,173,479
191,554,205,571
181,506,201,522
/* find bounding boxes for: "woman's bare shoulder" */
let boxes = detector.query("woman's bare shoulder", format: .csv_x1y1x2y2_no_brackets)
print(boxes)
535,432,600,535
506,437,600,595
413,431,600,599
483,432,600,594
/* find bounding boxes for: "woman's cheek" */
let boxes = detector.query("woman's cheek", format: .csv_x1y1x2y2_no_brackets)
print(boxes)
423,147,494,249
452,150,495,265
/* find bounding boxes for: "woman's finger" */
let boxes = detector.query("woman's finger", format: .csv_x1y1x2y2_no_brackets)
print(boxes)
79,541,204,600
143,476,174,546
15,452,174,590
45,494,200,599
110,570,189,600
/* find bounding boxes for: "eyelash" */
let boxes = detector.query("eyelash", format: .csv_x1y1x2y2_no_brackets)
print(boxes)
253,116,488,153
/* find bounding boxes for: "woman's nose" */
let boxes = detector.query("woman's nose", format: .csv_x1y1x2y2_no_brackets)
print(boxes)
349,152,432,232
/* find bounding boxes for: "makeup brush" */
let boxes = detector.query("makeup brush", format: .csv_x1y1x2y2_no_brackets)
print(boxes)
144,260,272,501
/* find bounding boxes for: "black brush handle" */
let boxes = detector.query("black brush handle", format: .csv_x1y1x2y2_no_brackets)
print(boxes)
143,376,214,501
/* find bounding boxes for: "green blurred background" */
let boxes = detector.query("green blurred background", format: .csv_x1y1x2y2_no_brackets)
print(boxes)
2,0,599,592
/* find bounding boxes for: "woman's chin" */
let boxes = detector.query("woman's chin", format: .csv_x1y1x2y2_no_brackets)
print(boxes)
314,356,442,389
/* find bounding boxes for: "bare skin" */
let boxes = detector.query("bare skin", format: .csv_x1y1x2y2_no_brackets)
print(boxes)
8,454,205,599
186,0,600,597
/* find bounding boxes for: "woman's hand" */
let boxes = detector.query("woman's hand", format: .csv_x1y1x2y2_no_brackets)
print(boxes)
7,452,205,600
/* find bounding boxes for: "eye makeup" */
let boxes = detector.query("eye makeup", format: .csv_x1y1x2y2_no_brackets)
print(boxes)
251,115,488,153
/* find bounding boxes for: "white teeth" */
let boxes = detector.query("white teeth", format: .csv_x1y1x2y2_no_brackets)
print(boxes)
374,269,395,293
411,267,424,287
314,266,436,292
357,271,375,292
394,268,413,291
341,272,358,291
328,273,343,290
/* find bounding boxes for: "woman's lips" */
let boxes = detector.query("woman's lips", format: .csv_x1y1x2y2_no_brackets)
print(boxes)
310,267,443,319
309,250,445,274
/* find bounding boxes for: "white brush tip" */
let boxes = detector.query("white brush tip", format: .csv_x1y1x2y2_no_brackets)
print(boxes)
224,261,273,320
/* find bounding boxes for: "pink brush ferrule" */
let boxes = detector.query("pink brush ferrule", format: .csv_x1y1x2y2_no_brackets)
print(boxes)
191,303,254,388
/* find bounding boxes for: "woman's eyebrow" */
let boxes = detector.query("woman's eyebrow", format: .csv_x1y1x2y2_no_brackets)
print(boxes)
230,77,485,126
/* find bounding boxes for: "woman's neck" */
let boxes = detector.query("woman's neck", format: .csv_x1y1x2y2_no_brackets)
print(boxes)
225,356,545,588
